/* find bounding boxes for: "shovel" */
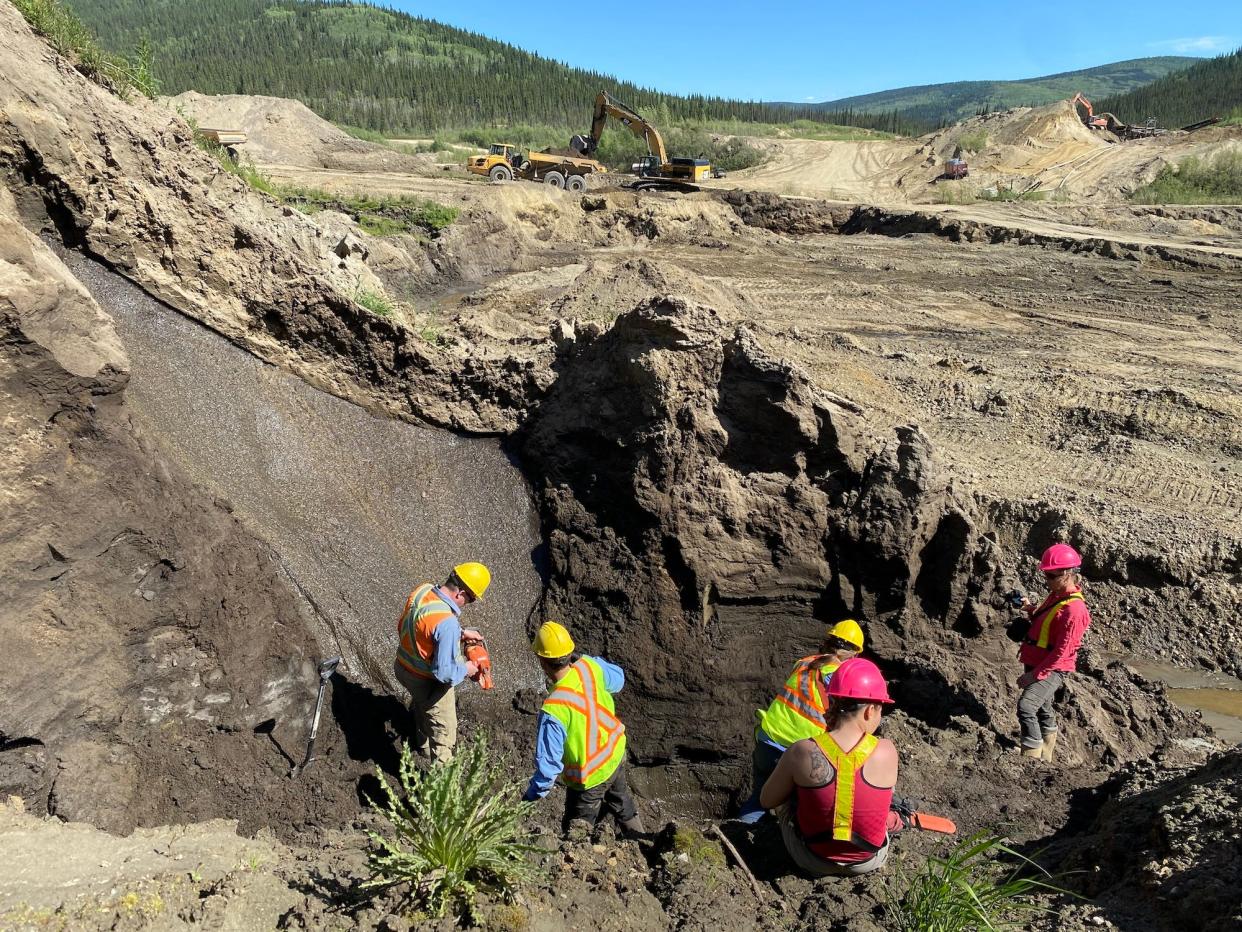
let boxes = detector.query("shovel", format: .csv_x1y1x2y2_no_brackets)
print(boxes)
292,656,341,776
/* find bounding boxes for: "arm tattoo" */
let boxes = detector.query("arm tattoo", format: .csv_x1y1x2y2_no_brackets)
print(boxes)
806,743,832,785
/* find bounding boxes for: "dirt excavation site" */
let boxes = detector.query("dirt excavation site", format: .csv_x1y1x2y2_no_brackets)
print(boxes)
2,8,1242,932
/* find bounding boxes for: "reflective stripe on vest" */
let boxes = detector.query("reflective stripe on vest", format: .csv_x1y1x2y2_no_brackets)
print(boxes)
1029,593,1084,649
395,584,456,680
541,658,627,790
811,731,879,842
759,656,838,747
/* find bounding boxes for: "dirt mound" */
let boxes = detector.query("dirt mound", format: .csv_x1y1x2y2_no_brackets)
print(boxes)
1057,749,1242,931
164,91,433,173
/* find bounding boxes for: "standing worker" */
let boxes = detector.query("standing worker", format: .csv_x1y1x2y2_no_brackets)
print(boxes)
1015,543,1093,762
737,620,866,823
393,562,491,764
522,621,645,837
759,658,902,876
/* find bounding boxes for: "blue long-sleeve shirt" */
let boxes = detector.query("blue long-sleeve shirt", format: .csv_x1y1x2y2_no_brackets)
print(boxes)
523,657,624,801
428,587,467,686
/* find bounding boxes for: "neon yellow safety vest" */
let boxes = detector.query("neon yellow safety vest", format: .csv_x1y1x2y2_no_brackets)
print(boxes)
812,731,879,842
542,657,628,790
1029,593,1085,649
758,655,840,748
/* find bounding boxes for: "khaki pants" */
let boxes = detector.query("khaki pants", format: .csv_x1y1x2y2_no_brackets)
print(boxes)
394,661,457,764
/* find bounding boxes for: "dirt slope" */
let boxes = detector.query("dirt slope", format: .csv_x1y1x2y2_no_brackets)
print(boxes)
734,100,1242,204
165,91,434,173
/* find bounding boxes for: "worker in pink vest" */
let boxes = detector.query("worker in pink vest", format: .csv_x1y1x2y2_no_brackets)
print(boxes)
759,658,903,876
1014,543,1093,762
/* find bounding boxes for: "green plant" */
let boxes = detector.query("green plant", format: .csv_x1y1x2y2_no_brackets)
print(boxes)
884,832,1072,932
355,288,395,317
363,736,541,920
12,0,158,99
1130,150,1242,204
957,129,989,152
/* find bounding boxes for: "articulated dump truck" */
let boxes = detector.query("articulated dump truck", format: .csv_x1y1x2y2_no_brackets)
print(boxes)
466,143,607,190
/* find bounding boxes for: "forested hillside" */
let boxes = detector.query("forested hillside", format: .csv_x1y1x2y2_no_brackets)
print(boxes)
63,0,918,135
1096,49,1242,128
810,57,1198,125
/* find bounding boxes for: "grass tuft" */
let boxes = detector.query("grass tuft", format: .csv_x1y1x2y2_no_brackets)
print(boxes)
884,832,1072,932
363,736,541,921
1130,150,1242,204
956,129,989,152
355,288,395,317
12,0,158,99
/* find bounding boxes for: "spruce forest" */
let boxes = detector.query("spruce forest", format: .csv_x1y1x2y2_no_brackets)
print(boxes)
1096,49,1242,129
62,0,920,136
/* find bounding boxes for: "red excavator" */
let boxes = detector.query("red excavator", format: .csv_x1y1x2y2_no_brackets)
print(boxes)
1070,92,1117,131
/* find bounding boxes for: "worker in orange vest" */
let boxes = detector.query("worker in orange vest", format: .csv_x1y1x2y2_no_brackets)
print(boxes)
1014,543,1093,762
736,620,866,823
760,657,903,876
522,621,645,837
393,562,490,764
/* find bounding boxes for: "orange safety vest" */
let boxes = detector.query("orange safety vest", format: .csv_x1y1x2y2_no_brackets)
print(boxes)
1027,593,1085,649
759,655,840,747
541,658,628,790
395,584,458,680
812,731,880,843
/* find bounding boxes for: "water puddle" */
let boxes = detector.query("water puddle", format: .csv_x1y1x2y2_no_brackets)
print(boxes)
1121,657,1242,744
63,252,545,703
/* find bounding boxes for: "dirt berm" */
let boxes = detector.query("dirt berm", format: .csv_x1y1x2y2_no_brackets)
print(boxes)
166,91,434,173
2,5,1240,930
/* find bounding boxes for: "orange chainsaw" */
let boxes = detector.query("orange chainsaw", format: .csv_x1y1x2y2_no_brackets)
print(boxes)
462,635,494,690
892,795,957,834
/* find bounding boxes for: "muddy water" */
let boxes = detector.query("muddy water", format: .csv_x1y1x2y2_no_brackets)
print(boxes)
1124,657,1242,744
64,254,544,707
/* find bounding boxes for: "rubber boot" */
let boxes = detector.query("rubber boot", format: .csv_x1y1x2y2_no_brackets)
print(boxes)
1040,731,1058,762
1020,743,1044,759
619,813,646,837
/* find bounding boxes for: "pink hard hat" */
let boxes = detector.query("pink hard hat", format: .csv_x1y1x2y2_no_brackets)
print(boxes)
1039,543,1082,573
825,657,894,704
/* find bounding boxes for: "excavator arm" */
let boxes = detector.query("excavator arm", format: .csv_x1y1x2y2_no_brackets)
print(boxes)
578,91,668,165
1070,92,1094,119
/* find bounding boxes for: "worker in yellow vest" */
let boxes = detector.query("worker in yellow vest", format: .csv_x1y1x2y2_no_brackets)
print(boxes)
760,657,902,876
737,619,865,823
522,621,645,837
393,562,490,764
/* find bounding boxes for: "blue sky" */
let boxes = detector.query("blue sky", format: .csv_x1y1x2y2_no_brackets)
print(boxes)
389,0,1240,101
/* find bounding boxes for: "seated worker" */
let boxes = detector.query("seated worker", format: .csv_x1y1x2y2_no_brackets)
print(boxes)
737,620,865,823
759,657,901,876
521,621,645,837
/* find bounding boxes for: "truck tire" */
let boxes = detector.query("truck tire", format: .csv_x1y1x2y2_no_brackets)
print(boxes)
544,171,566,189
566,173,587,192
488,164,514,182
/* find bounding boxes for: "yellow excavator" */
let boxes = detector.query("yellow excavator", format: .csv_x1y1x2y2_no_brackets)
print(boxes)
572,91,723,189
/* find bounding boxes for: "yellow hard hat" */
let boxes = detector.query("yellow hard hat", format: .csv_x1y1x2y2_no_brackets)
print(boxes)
453,562,491,600
532,621,575,659
828,619,865,651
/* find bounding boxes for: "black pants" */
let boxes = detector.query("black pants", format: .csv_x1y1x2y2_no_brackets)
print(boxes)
562,763,638,833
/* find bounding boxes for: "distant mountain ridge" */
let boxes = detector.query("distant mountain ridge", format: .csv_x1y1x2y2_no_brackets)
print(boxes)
804,57,1199,125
